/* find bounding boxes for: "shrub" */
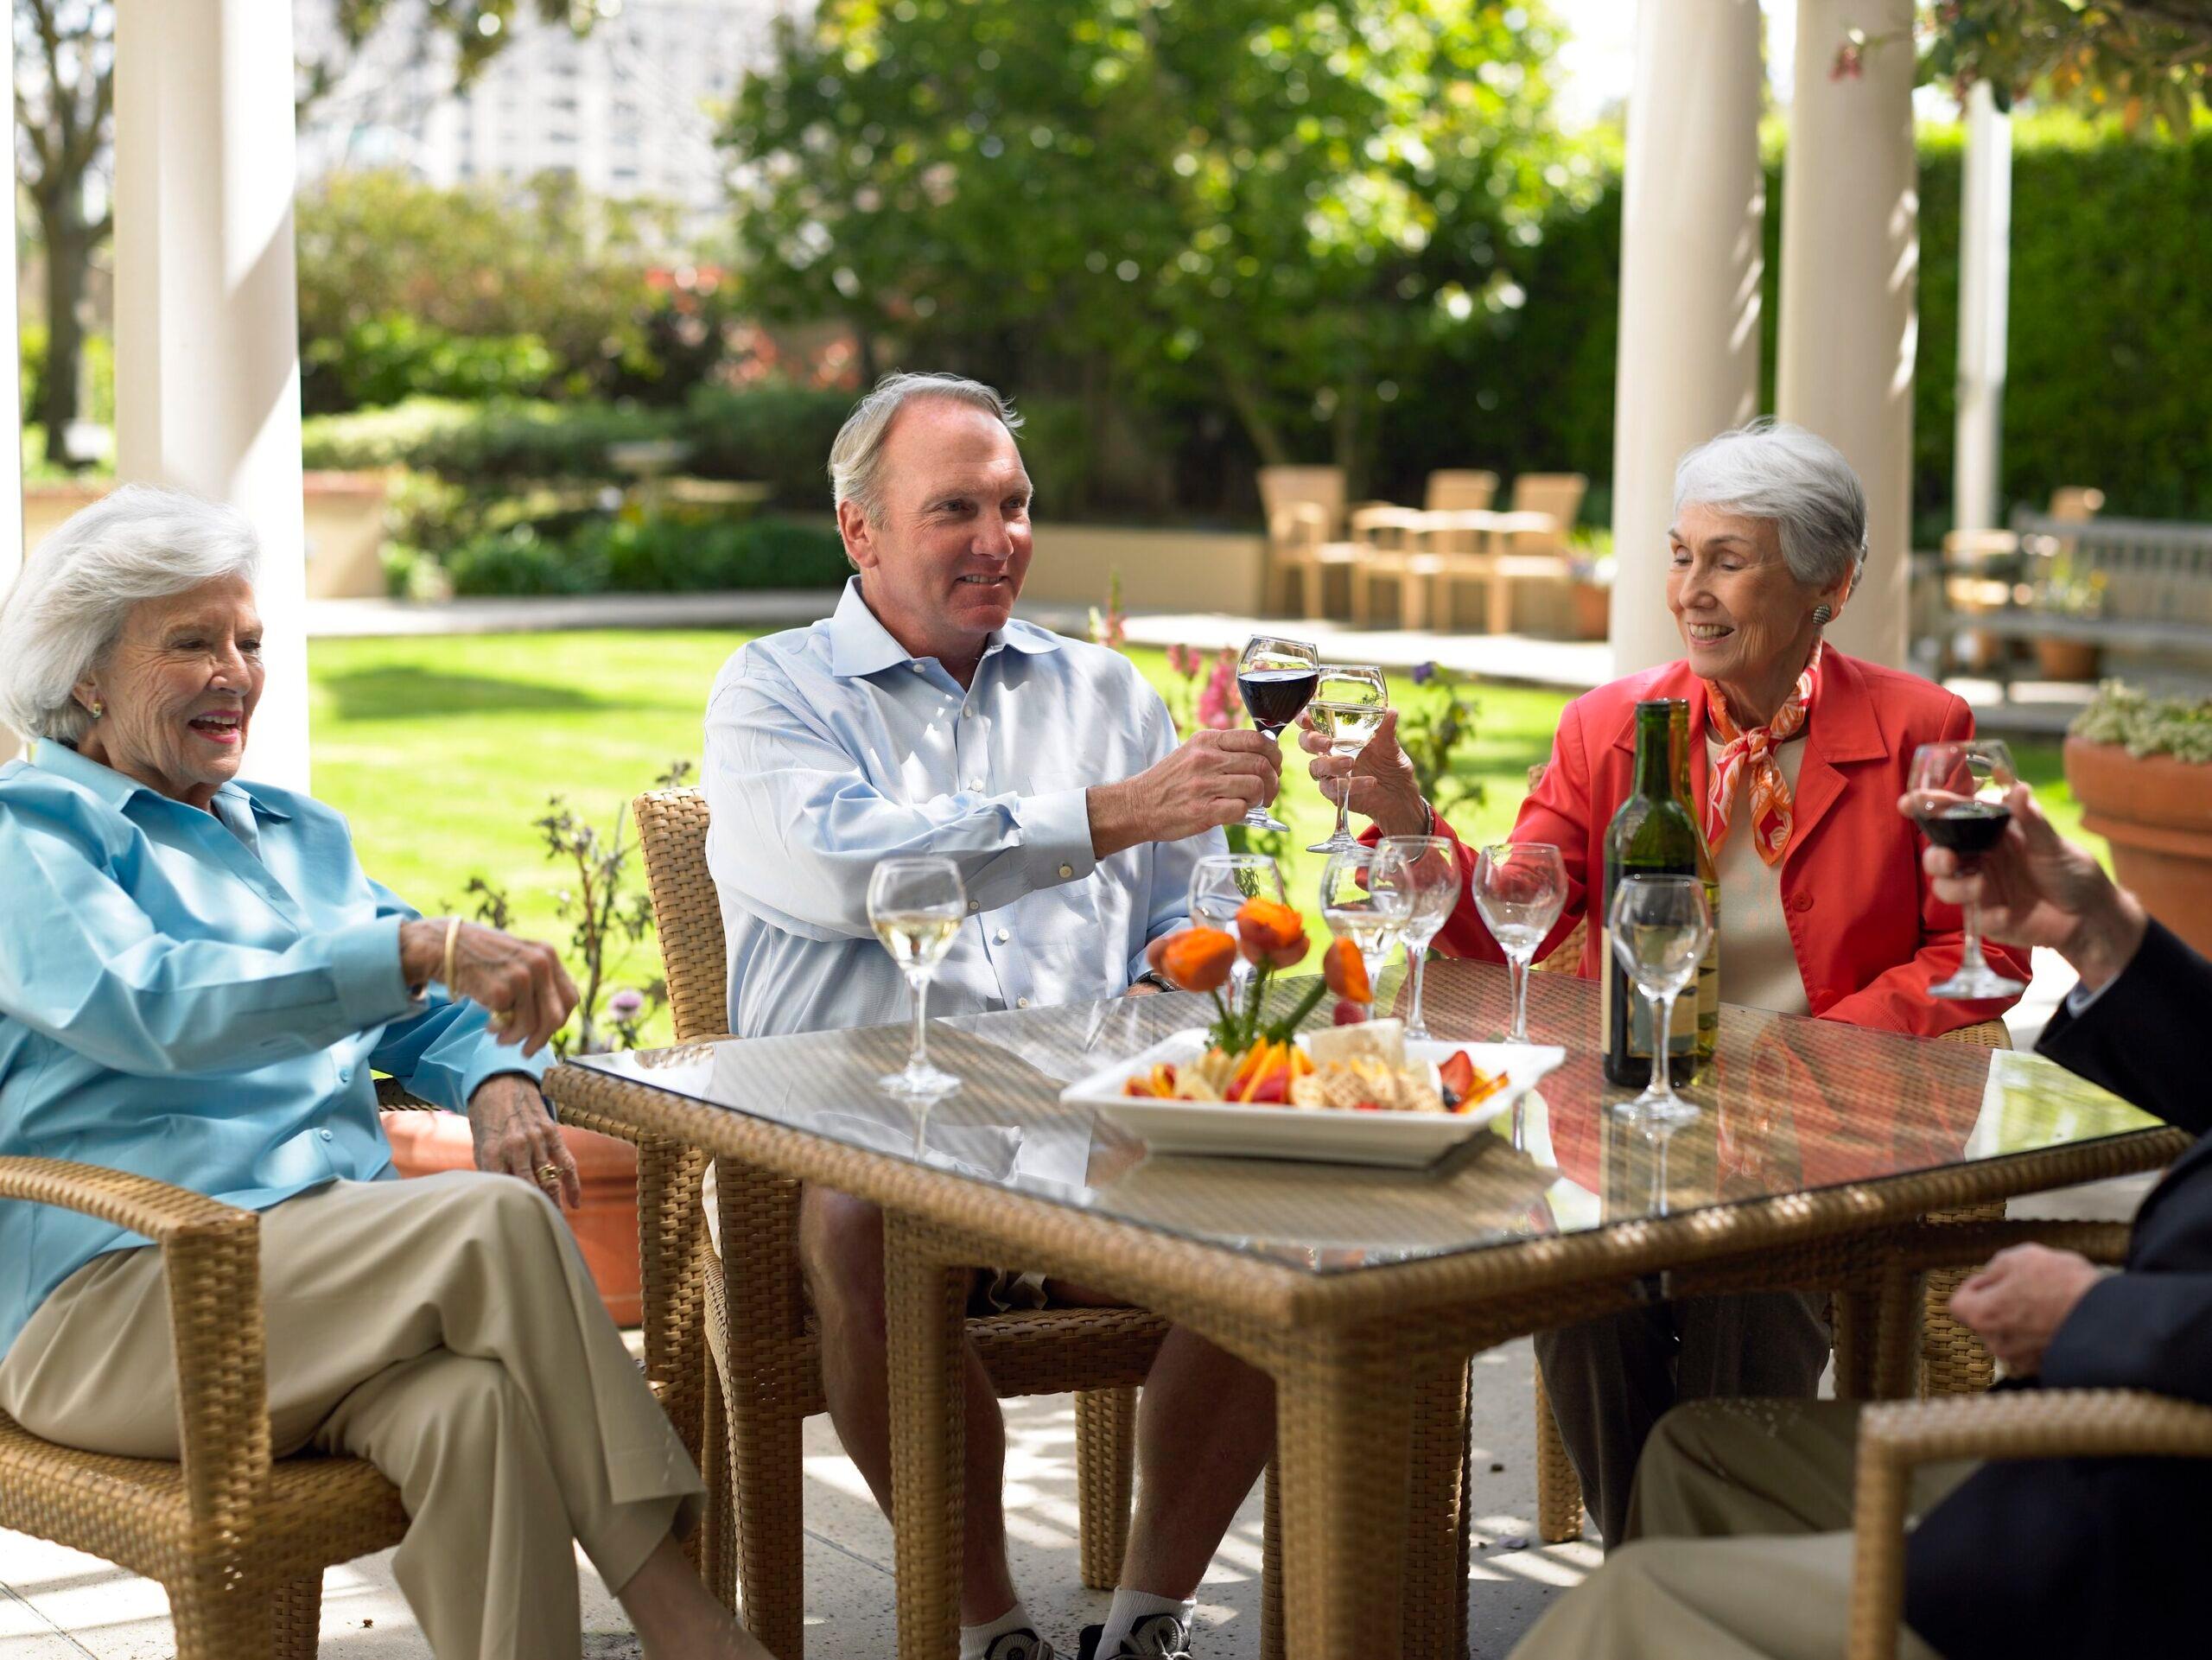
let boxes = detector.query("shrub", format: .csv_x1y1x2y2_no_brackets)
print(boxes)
2071,682,2212,764
677,384,853,509
302,397,682,480
439,512,847,597
304,314,561,409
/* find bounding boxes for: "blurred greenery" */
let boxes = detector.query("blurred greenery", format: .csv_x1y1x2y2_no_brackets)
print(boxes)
310,627,2093,1045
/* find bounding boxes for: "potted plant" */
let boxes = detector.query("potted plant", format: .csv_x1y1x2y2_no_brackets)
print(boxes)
2063,683,2212,957
2029,565,2107,682
383,766,690,1326
1567,553,1613,642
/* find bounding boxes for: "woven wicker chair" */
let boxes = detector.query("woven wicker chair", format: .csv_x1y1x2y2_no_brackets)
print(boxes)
633,787,1187,1657
1844,1212,2212,1660
0,1157,410,1658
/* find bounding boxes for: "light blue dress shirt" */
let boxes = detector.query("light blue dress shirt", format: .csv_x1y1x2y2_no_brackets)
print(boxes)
704,578,1222,1038
0,740,549,1358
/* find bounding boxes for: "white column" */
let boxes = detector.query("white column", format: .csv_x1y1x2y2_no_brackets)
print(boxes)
1608,0,1766,677
114,0,310,788
1777,0,1918,668
1954,81,2012,532
0,148,24,762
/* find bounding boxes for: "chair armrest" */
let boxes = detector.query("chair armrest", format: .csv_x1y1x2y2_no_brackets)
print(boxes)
1847,1390,2212,1660
0,1157,272,1531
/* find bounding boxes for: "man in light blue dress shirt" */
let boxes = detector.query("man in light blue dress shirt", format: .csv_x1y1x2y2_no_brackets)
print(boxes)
703,375,1282,1660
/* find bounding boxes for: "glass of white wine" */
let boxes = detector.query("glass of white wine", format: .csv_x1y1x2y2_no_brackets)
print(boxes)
1307,664,1389,854
1319,848,1410,995
867,855,967,1098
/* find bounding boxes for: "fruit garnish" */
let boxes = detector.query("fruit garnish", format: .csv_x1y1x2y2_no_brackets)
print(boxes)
1439,1050,1475,1106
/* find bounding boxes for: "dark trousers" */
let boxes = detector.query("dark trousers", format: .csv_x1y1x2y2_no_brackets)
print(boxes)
1534,1290,1832,1547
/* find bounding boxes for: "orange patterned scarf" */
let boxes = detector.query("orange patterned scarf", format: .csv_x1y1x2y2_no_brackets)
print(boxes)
1704,641,1823,867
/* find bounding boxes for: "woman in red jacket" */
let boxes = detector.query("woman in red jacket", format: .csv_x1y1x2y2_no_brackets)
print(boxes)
1303,421,2029,1549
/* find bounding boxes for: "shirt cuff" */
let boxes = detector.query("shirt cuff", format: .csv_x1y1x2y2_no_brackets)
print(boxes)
458,1024,555,1108
328,915,422,1030
1020,786,1097,891
2063,975,2111,1018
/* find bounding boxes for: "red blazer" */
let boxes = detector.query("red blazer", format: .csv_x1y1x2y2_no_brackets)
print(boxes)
1427,650,2030,1037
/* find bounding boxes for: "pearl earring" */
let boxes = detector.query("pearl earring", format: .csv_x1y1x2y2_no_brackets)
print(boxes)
1811,603,1834,629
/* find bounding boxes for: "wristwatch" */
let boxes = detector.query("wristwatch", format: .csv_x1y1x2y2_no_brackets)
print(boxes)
1135,970,1177,994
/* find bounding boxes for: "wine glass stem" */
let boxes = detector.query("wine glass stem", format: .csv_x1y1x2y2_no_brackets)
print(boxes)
1652,989,1680,1105
907,971,931,1075
1960,893,1986,978
1508,952,1531,1044
1330,775,1352,842
1406,946,1427,1032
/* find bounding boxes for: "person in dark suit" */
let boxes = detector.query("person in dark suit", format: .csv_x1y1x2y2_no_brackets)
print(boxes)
1510,779,2209,1660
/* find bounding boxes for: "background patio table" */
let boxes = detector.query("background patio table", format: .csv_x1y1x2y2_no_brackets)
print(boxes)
545,960,2185,1660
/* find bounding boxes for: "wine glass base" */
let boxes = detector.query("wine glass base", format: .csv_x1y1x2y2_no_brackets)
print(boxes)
1242,809,1291,833
1611,1089,1700,1129
1928,968,2027,1001
1402,1020,1433,1041
1306,830,1363,855
880,1065,961,1101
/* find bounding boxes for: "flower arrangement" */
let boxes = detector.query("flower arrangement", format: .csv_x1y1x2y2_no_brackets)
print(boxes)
1146,896,1374,1053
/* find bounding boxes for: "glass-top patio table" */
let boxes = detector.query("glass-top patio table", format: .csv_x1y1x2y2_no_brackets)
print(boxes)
548,959,2185,1660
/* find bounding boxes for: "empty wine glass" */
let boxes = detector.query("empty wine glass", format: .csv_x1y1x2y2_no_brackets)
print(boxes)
1472,843,1568,1044
1188,852,1287,1006
867,855,967,1098
1376,835,1459,1040
1908,738,2028,1001
1319,849,1410,994
1307,664,1389,854
1235,636,1320,832
1607,874,1710,1127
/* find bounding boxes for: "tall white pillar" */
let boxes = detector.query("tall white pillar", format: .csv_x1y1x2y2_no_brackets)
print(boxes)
1609,0,1766,677
0,150,24,762
114,0,309,788
1777,0,1918,668
1954,81,2012,532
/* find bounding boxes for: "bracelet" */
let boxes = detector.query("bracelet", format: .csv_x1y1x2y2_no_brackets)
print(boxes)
441,915,461,995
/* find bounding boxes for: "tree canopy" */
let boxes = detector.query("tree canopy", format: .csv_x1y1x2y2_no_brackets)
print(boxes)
721,0,1580,488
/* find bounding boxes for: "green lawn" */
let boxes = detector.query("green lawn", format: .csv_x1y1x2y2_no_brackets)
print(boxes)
308,629,2090,1042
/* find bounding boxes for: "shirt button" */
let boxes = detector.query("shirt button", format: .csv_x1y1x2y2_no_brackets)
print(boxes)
995,928,1009,944
337,1066,352,1084
969,779,984,791
961,708,973,721
1058,863,1074,879
968,900,981,913
319,1129,334,1142
1017,996,1031,1008
1789,894,1814,913
909,661,925,673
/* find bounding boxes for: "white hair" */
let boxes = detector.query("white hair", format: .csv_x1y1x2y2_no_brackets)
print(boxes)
827,371,1023,520
0,486,262,746
1672,420,1868,590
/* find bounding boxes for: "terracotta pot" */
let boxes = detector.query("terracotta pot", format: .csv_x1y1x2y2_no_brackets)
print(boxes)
2034,638,2102,682
1570,581,1611,641
2064,736,2212,959
379,1109,642,1326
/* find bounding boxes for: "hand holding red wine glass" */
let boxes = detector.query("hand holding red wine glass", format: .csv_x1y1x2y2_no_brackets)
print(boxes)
1908,738,2029,1001
1236,635,1319,832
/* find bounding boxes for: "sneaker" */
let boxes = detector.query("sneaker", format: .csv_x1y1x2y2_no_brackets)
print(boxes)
1075,1613,1192,1660
982,1632,1056,1660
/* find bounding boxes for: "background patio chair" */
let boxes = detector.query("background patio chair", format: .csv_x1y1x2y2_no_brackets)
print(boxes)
0,1158,410,1659
632,786,1180,1658
1345,503,1437,628
1257,464,1359,619
1423,469,1499,514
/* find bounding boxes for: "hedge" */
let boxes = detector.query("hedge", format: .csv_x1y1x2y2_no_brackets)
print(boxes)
438,513,849,597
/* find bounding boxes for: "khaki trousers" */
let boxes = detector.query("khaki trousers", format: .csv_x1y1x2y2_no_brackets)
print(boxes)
1512,1398,1980,1660
0,1173,704,1660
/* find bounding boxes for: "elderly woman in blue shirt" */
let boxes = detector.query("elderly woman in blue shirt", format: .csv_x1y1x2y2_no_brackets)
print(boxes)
0,487,766,1660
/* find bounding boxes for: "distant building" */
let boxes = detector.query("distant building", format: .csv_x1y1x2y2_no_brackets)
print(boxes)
295,0,806,238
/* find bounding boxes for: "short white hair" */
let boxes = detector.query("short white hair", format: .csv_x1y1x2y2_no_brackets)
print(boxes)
827,371,1023,520
1672,420,1868,590
0,486,262,746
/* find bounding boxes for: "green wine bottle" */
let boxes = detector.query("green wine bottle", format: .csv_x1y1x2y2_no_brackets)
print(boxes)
1670,698,1721,1065
1601,700,1700,1087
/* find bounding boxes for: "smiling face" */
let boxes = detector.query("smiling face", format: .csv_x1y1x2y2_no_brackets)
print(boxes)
1666,503,1851,725
839,396,1033,672
73,573,264,810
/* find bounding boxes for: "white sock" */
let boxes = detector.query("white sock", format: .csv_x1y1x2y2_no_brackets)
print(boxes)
1096,1588,1195,1655
961,1600,1040,1660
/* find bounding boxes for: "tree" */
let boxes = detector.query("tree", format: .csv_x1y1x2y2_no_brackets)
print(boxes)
722,0,1571,493
10,0,582,468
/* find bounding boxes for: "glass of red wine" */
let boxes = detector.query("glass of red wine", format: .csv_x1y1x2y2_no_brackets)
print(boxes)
1909,737,2028,1001
1236,635,1319,832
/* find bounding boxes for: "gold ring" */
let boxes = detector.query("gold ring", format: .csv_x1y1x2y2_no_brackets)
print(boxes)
535,1163,563,1187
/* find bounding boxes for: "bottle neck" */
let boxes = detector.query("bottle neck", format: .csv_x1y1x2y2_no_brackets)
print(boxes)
1633,709,1675,800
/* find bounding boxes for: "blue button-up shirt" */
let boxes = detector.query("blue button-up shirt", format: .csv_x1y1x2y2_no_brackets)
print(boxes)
0,741,548,1358
704,579,1219,1038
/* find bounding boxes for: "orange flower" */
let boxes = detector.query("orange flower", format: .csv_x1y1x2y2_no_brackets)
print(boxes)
1154,926,1237,994
1236,896,1305,962
1322,937,1372,1004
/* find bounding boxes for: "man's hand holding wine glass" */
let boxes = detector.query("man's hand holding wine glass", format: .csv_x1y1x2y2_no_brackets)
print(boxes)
1896,779,2148,994
1087,728,1282,858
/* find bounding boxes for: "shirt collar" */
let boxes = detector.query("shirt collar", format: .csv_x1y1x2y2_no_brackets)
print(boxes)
825,576,1065,679
26,740,291,821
